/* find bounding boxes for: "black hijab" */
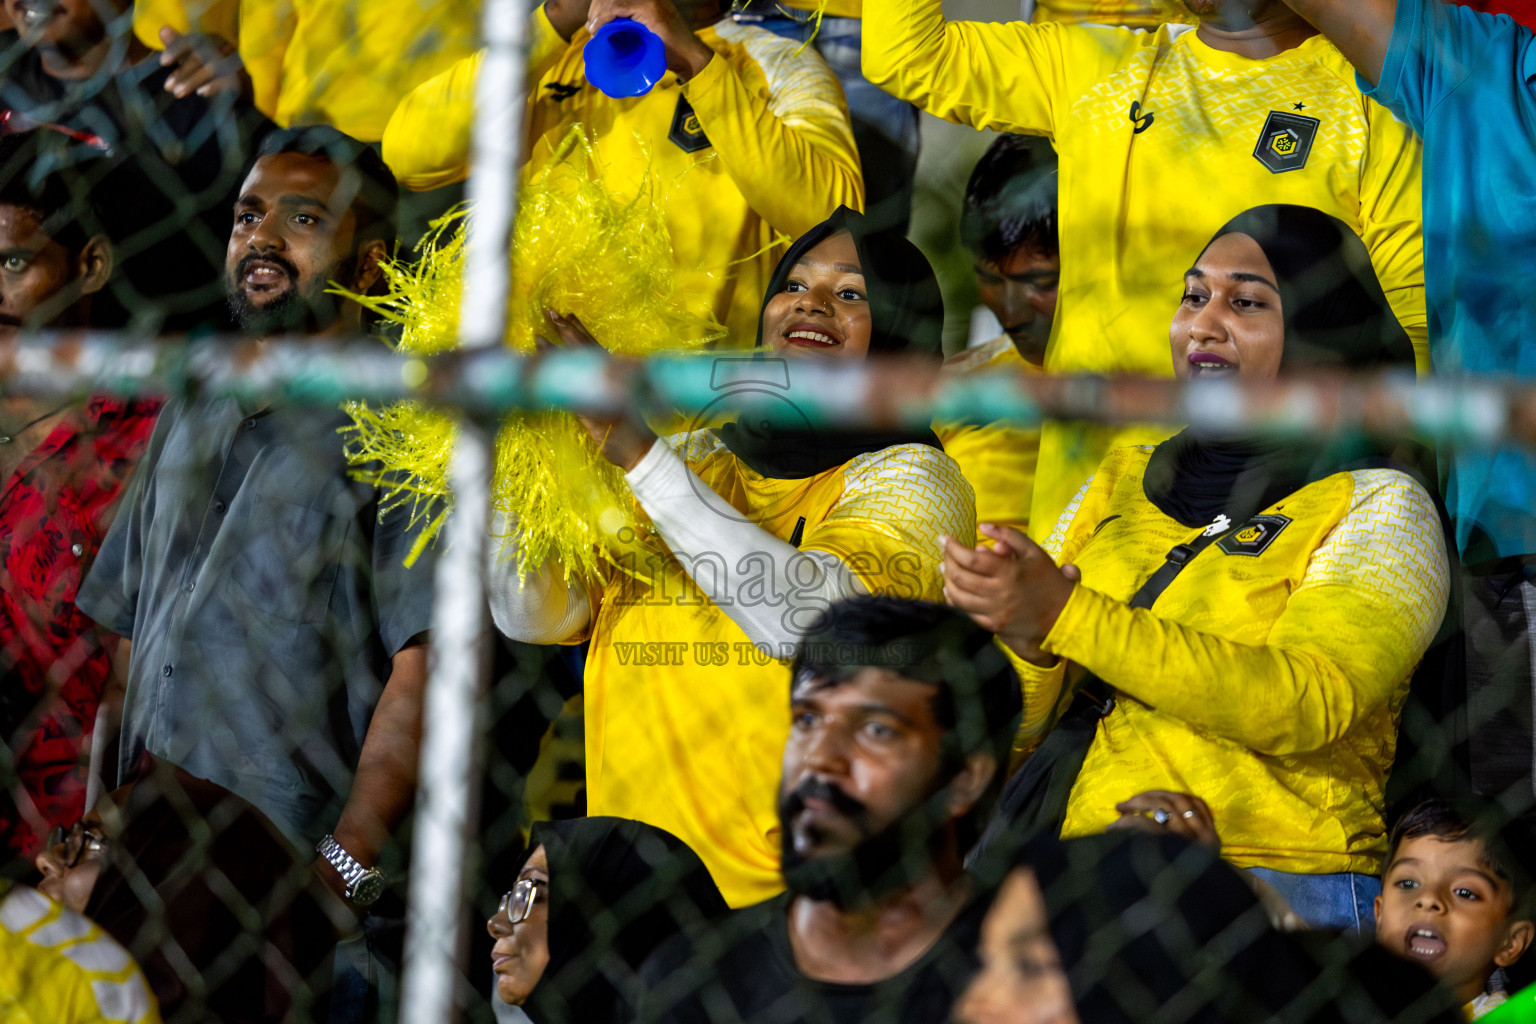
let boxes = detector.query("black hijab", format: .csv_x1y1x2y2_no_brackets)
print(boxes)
522,817,729,1024
84,763,350,1023
718,205,946,479
1010,830,1460,1024
1144,205,1418,528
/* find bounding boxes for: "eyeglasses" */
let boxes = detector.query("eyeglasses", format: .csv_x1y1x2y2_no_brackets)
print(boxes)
45,821,108,869
497,877,547,925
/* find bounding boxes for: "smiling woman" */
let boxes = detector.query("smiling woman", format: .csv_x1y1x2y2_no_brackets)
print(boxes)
761,229,872,356
487,205,978,907
946,205,1451,932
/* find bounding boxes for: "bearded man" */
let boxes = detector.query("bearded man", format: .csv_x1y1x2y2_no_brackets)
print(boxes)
636,597,1022,1024
75,128,439,1012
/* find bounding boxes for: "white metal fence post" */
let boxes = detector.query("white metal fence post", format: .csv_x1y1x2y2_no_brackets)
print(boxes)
400,0,530,1018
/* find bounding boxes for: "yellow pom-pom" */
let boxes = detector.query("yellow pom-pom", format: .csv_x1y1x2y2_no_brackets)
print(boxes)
340,128,723,582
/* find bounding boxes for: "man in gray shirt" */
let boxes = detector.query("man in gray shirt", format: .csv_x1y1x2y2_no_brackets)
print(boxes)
78,126,436,917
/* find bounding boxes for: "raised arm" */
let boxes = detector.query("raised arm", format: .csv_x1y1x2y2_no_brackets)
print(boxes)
863,0,1098,136
382,4,571,191
1283,0,1397,85
678,28,863,237
582,0,862,234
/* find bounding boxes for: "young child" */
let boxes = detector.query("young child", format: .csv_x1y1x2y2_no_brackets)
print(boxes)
1376,799,1535,1019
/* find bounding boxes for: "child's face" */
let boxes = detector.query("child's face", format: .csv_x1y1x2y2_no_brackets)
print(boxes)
1375,835,1534,1005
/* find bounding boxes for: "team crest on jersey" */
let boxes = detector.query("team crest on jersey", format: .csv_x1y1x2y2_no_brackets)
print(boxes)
1253,111,1319,174
1218,514,1293,556
669,97,712,153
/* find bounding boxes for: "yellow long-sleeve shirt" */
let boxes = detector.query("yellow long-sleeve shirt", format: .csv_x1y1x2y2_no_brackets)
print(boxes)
935,335,1042,542
863,5,1429,538
131,0,480,142
1033,1,1172,28
383,10,863,348
781,0,864,16
1,883,161,1024
1008,446,1448,875
586,432,973,906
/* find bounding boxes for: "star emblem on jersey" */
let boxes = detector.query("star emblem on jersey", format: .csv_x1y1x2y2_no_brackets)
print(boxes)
1254,110,1319,174
1203,514,1232,537
1217,514,1293,556
669,96,712,154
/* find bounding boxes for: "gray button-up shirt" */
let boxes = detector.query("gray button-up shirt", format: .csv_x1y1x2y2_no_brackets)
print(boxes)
77,397,438,845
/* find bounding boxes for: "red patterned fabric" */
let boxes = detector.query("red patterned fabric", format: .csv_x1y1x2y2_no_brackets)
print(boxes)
1460,0,1536,29
0,397,159,859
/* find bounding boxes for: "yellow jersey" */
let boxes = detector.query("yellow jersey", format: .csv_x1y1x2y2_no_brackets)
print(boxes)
0,883,161,1024
935,335,1042,542
781,0,864,17
863,6,1428,537
382,11,863,349
1468,992,1509,1021
1033,1,1173,28
131,0,480,142
1010,446,1448,875
585,431,974,906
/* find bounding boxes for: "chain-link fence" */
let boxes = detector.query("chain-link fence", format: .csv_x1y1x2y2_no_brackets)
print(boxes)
2,0,1535,1023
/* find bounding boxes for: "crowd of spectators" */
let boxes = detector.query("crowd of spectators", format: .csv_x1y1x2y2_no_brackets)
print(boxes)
1,0,1535,1021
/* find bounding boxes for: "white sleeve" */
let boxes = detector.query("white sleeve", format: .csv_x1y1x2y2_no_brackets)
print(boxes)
484,510,593,644
625,441,868,653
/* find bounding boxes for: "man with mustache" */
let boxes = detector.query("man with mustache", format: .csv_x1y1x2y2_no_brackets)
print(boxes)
937,135,1058,543
636,596,1022,1023
864,0,1430,545
75,126,438,1015
0,129,161,865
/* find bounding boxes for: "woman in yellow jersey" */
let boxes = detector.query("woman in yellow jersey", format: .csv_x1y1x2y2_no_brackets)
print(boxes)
487,206,975,907
944,205,1449,931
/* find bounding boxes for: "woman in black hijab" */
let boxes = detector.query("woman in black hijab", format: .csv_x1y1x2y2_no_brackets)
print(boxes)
35,761,351,1022
956,831,1462,1024
489,207,978,906
944,206,1451,930
486,817,728,1024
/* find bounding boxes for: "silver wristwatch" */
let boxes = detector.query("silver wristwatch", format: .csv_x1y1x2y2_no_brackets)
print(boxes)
316,834,386,907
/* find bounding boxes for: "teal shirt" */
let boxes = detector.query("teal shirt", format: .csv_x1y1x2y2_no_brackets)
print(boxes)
1360,0,1536,560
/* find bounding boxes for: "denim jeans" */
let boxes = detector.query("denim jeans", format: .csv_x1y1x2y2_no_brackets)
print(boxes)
1246,868,1381,933
330,912,403,1024
730,3,921,234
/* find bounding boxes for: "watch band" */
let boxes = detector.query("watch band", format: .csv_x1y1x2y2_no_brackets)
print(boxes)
317,834,380,901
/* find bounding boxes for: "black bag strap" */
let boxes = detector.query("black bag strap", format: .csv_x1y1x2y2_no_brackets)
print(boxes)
1074,527,1231,711
972,519,1244,871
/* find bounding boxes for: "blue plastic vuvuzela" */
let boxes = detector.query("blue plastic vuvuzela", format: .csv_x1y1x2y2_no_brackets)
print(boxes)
583,18,668,99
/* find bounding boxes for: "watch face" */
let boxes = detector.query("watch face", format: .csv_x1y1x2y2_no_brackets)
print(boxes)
350,870,385,907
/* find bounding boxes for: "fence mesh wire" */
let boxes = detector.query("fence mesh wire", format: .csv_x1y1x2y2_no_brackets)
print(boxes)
0,1,1533,1023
